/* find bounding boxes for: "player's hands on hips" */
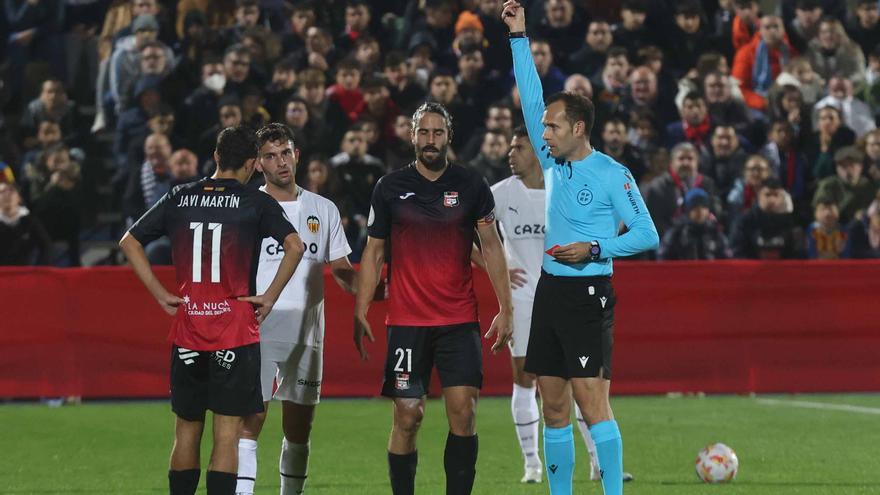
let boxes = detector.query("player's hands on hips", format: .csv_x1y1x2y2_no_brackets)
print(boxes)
485,308,514,354
354,312,375,360
238,294,275,323
509,268,527,289
551,242,590,263
502,0,526,32
156,291,185,316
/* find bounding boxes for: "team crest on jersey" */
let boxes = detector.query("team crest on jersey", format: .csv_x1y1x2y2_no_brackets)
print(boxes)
307,215,320,233
443,191,459,207
395,373,410,390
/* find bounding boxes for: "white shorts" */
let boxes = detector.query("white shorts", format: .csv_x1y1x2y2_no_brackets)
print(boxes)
260,340,323,406
508,297,534,358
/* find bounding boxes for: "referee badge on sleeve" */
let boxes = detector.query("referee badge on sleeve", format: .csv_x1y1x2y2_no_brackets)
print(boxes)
443,191,459,207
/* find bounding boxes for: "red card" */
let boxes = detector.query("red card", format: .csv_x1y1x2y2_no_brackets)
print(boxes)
545,244,561,256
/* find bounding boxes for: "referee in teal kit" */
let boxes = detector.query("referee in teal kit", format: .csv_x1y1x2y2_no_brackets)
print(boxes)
502,2,659,494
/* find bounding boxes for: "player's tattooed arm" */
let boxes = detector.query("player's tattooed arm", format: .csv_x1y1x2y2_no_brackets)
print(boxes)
119,232,184,316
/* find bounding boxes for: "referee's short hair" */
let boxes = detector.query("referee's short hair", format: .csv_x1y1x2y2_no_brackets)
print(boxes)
256,122,296,150
411,101,454,140
215,125,258,171
546,91,595,137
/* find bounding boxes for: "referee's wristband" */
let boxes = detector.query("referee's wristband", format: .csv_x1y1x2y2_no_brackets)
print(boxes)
508,31,526,39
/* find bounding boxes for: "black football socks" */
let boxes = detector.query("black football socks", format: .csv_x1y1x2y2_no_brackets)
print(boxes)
168,469,199,495
444,432,478,495
388,451,418,495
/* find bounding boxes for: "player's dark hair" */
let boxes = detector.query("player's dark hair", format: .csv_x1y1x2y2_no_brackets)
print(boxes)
215,125,258,171
236,0,258,9
546,92,595,136
257,122,296,151
411,101,454,140
512,125,529,139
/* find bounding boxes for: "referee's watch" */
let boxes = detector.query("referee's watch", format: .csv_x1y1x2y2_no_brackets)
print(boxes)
589,241,601,261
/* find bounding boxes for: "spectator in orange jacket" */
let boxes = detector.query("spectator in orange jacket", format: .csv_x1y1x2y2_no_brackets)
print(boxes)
733,15,798,111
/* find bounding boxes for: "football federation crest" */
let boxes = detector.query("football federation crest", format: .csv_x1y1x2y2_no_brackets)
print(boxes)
395,373,410,390
444,191,459,207
307,215,320,233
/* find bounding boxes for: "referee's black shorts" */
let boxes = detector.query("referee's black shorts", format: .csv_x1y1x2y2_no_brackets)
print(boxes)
524,270,615,379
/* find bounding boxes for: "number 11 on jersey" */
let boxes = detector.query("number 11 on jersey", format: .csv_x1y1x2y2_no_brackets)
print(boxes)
190,222,222,283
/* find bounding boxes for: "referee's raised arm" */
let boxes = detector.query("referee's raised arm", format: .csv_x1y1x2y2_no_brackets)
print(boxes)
503,1,547,163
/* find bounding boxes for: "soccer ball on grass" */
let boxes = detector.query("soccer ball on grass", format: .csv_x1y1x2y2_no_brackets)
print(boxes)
695,442,738,483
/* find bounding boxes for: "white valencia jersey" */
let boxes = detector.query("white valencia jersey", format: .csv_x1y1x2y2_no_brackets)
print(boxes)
256,187,351,346
491,176,546,302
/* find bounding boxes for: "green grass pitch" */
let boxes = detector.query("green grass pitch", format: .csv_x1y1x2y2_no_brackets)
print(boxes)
4,394,880,494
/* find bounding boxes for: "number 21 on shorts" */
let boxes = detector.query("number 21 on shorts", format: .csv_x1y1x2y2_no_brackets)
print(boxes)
393,347,412,372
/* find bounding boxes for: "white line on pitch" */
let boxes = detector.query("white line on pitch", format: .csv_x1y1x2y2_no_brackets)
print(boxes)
756,398,880,415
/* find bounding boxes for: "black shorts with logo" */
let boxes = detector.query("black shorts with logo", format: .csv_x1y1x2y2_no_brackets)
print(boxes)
381,322,483,398
525,271,616,379
170,342,264,421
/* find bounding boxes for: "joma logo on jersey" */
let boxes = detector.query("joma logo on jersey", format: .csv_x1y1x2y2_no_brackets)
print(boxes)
443,191,459,207
307,215,320,233
513,224,545,235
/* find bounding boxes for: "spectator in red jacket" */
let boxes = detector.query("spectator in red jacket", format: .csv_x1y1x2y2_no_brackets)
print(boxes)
733,15,797,110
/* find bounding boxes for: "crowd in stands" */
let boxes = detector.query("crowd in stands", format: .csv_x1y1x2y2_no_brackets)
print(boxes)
2,0,880,266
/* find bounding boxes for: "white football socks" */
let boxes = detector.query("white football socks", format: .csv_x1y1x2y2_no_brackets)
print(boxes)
512,383,542,470
236,438,258,495
280,438,310,494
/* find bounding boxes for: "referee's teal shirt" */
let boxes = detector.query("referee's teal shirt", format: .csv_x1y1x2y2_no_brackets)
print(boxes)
511,37,659,277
